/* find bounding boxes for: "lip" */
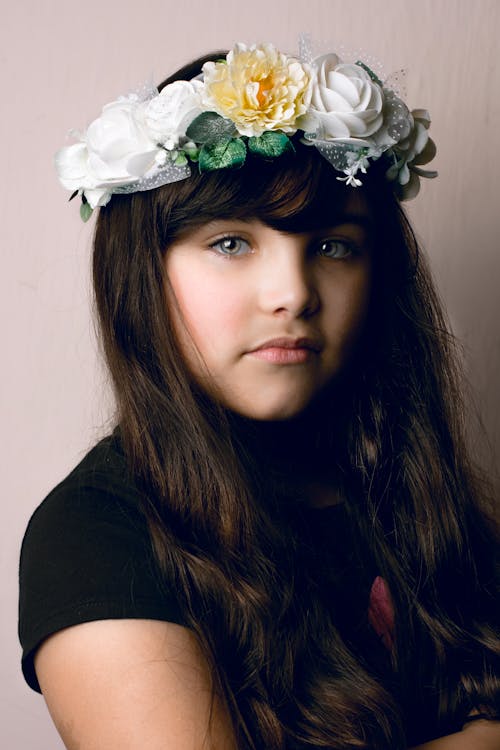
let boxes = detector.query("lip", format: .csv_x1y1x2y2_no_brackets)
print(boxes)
248,336,322,364
250,337,323,353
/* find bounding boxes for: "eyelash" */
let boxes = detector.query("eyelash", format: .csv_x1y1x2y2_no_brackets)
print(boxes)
208,234,358,259
316,239,354,259
209,235,252,256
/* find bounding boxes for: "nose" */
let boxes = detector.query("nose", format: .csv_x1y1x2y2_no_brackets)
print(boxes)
257,238,319,318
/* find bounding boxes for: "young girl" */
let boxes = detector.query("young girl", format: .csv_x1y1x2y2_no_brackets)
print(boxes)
19,43,500,749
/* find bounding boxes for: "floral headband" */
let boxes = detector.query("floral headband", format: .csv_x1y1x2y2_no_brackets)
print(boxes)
55,41,437,221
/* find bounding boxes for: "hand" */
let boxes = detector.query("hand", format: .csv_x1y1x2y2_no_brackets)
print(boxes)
410,719,500,749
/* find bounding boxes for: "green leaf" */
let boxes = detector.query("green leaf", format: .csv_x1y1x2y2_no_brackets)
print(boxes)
355,61,383,87
198,138,247,172
174,152,188,166
247,131,294,159
80,199,93,222
186,112,237,145
182,143,200,161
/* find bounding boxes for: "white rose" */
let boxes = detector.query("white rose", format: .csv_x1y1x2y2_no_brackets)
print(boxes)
55,141,111,208
143,80,204,149
85,98,162,183
55,96,164,209
298,54,384,141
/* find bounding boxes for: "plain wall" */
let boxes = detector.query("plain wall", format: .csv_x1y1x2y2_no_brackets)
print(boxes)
2,1,499,746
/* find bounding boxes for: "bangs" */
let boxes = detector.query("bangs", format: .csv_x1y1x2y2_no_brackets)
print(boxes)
154,145,371,246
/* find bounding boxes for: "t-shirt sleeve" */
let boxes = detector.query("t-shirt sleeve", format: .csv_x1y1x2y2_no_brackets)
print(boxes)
18,441,184,693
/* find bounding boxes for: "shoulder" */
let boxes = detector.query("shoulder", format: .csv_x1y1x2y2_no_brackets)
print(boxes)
20,433,146,581
19,432,184,691
25,430,136,516
22,432,147,543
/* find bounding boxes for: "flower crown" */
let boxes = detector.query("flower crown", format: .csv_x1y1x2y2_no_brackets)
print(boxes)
55,41,437,221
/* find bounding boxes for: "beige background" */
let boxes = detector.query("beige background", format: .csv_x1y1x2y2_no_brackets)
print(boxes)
2,0,499,746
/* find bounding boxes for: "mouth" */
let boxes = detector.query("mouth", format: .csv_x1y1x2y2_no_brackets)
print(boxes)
248,337,322,364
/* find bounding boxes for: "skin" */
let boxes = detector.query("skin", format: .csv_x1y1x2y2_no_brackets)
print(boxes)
35,619,237,750
412,721,500,750
164,196,373,420
36,620,499,749
35,195,499,748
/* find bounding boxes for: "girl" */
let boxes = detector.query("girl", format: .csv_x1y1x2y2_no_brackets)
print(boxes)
19,43,500,749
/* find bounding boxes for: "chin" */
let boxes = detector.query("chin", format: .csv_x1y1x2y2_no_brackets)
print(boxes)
229,394,316,422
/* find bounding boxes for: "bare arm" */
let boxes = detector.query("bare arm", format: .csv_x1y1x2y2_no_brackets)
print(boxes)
410,720,500,750
35,619,237,750
36,621,500,750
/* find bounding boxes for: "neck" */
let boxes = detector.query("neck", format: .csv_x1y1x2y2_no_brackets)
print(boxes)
225,389,349,508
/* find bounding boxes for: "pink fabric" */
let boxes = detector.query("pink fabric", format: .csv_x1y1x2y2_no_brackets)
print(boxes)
368,576,395,650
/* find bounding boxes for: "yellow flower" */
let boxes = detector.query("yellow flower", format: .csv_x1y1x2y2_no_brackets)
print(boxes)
201,43,312,137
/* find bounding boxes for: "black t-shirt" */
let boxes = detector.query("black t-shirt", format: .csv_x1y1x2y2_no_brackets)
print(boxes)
19,434,390,694
18,435,184,692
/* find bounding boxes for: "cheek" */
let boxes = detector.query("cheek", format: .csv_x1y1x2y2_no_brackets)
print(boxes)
344,272,372,331
165,263,248,356
323,264,372,350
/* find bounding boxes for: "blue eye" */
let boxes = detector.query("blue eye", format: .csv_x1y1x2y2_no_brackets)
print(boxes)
317,239,353,259
210,236,251,256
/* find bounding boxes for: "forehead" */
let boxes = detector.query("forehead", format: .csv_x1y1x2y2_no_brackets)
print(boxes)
164,158,375,244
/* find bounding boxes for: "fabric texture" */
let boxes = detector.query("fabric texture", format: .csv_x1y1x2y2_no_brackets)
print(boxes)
19,433,393,694
18,435,184,692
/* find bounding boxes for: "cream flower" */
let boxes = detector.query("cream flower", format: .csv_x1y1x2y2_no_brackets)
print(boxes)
201,43,312,137
298,54,385,141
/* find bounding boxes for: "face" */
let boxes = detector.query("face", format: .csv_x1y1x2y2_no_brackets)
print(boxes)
164,194,373,421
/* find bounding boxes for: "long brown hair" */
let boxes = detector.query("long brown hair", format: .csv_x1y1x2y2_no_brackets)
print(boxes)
92,54,500,749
